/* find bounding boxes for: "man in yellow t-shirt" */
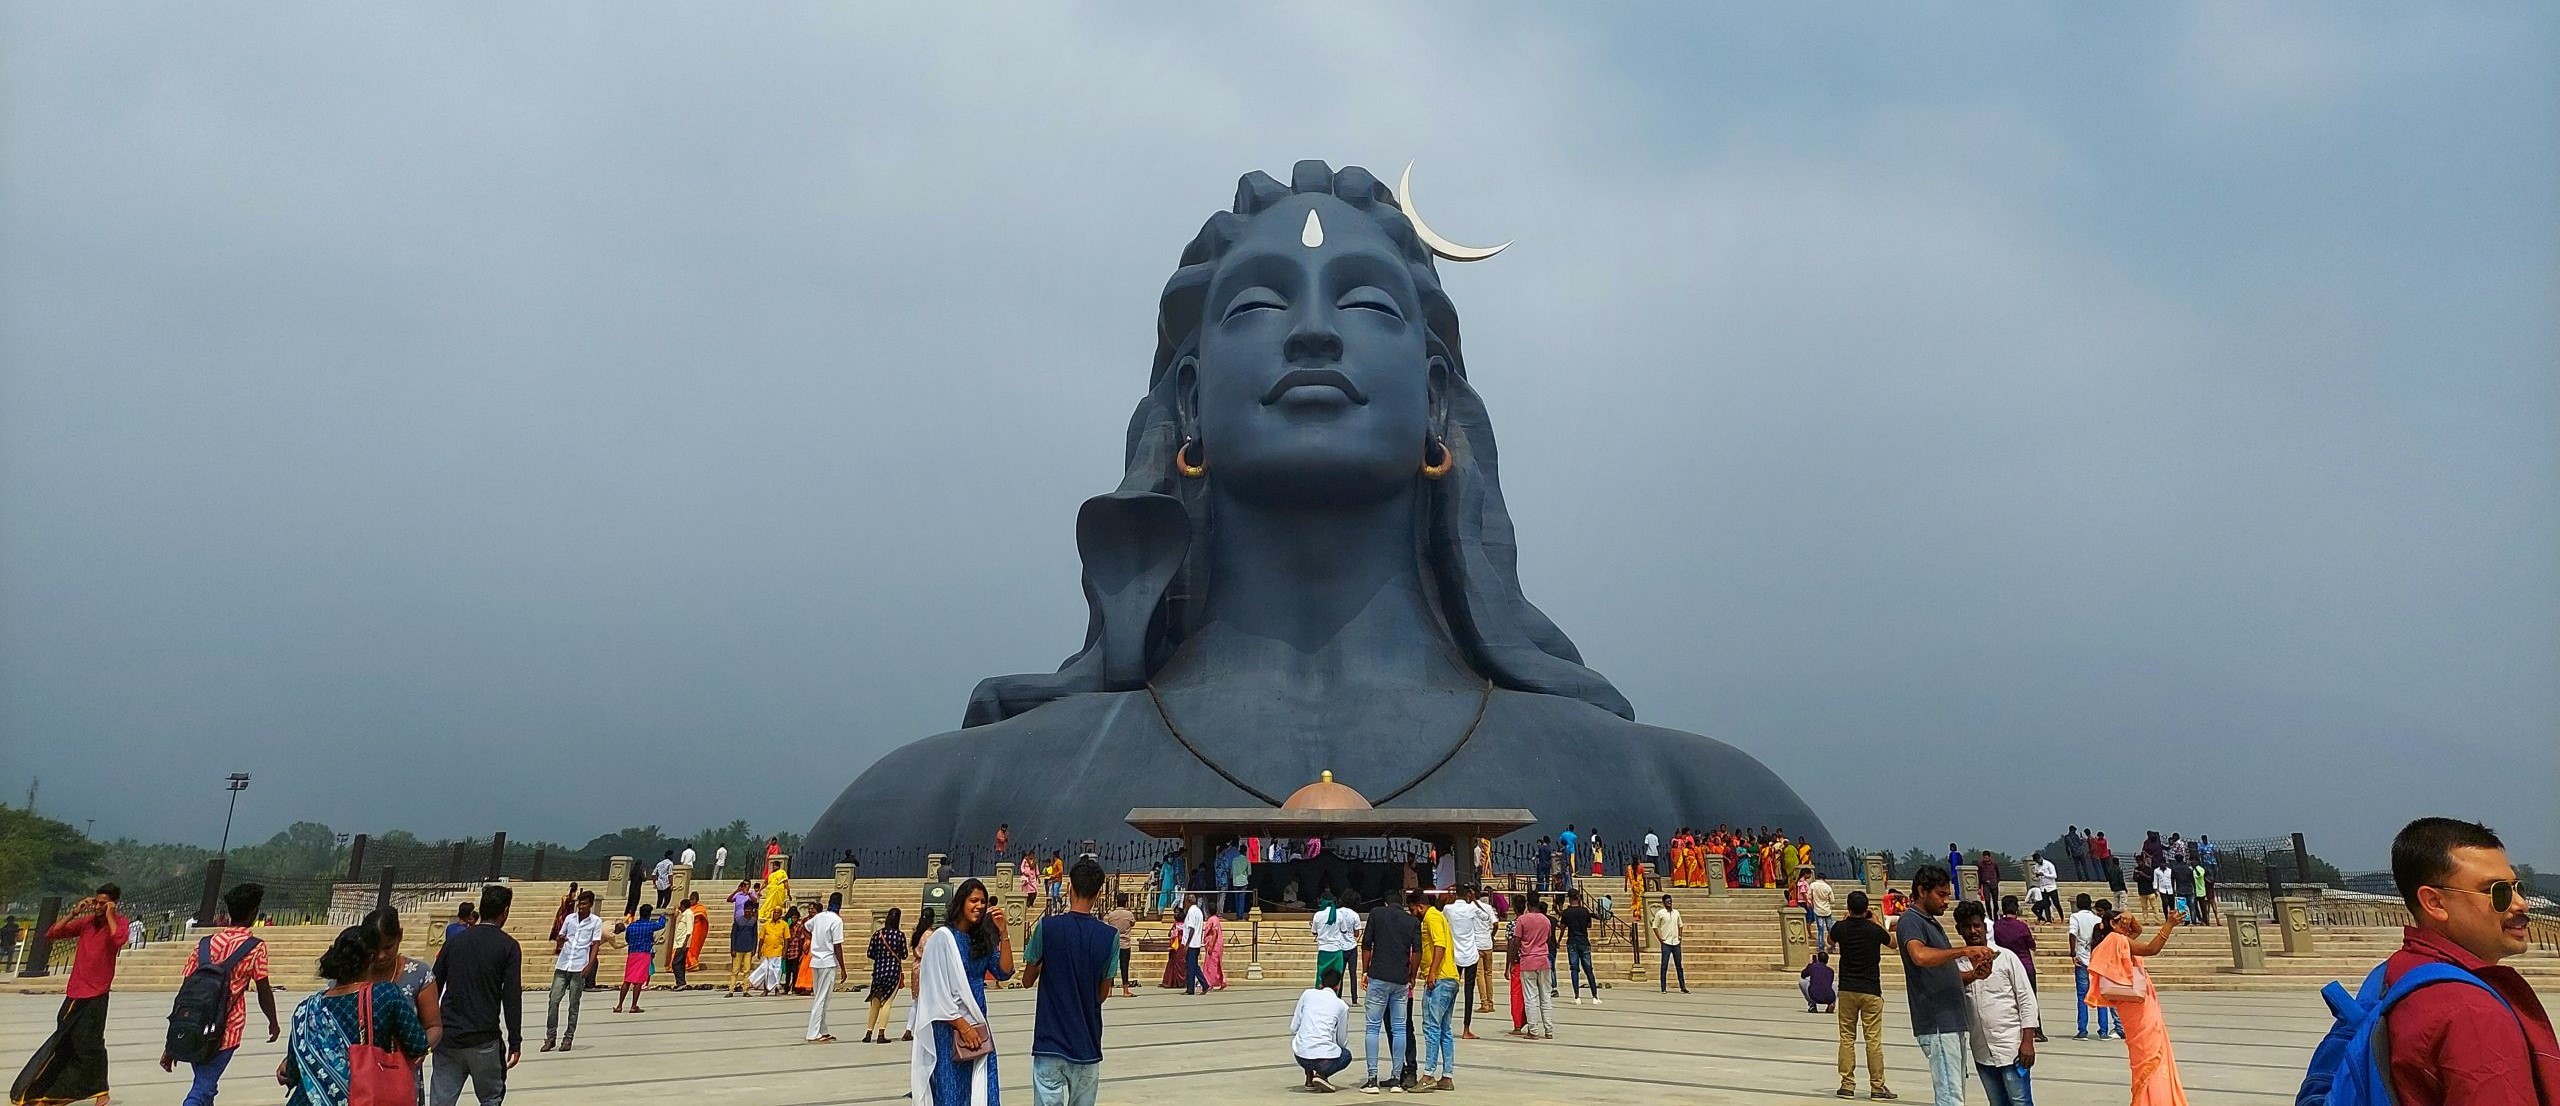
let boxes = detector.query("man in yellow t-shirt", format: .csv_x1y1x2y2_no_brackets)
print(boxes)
1417,895,1459,1090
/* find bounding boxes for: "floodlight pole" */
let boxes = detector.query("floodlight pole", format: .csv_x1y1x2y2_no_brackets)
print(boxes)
218,774,252,858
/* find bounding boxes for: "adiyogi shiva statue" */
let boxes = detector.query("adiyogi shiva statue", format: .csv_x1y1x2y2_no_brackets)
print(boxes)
804,162,1832,866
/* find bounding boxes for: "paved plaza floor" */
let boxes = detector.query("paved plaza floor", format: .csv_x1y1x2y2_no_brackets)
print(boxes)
1,979,2331,1104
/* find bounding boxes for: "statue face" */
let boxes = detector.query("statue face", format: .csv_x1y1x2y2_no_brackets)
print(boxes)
1187,196,1436,506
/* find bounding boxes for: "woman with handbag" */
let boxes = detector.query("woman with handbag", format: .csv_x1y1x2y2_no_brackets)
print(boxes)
861,908,911,1044
2084,909,2187,1106
278,924,430,1106
910,878,1013,1106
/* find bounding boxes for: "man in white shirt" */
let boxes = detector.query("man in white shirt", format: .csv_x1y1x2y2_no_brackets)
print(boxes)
1310,895,1362,1005
1464,886,1496,1016
1643,830,1661,880
1291,967,1354,1091
1443,887,1487,1040
1809,874,1836,940
680,845,697,871
2065,894,2116,1040
653,852,676,910
1653,895,1688,993
1181,896,1209,996
802,895,847,1041
711,844,729,881
546,891,604,1052
2030,854,2059,922
1956,901,2036,1105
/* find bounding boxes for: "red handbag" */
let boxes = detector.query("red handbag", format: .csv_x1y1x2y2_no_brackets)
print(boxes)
346,985,416,1106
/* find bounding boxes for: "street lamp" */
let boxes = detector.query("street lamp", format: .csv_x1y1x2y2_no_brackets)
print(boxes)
218,773,252,858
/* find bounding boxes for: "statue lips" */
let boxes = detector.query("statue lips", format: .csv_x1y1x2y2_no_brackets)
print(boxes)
1261,367,1366,409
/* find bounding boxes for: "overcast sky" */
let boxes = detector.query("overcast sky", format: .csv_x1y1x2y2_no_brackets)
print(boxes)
3,5,2551,870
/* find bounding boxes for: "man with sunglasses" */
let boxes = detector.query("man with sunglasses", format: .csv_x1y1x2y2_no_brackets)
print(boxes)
2379,816,2559,1106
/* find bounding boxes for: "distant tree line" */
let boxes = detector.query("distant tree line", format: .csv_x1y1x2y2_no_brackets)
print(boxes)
2,810,813,918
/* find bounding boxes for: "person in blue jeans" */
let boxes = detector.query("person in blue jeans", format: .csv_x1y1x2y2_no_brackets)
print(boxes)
161,882,280,1106
1024,857,1118,1106
1557,892,1599,1002
1359,893,1421,1093
1416,897,1459,1091
2066,895,2118,1039
1654,896,1688,993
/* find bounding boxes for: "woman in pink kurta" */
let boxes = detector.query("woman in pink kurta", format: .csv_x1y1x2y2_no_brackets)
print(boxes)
2085,910,2189,1106
1200,908,1227,990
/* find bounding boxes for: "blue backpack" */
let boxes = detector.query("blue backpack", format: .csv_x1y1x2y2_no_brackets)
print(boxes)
2296,962,2515,1106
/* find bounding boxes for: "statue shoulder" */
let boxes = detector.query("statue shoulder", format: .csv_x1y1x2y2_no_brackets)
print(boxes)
1476,690,1750,760
882,691,1147,763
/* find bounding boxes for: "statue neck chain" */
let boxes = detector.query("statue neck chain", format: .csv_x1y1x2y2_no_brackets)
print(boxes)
1143,679,1496,808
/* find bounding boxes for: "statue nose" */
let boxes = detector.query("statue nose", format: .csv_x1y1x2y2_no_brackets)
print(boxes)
1283,316,1344,365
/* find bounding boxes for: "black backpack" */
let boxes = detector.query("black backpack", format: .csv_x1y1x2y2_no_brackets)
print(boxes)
165,935,260,1063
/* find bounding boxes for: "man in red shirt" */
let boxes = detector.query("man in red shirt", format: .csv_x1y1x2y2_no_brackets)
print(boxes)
157,883,280,1106
2382,816,2560,1106
8,883,123,1106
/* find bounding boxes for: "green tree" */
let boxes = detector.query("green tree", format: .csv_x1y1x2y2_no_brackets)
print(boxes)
230,822,346,882
0,804,106,906
576,826,672,861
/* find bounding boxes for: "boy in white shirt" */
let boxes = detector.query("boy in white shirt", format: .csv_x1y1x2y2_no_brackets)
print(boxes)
2064,895,2116,1040
1443,887,1487,1039
1292,968,1354,1091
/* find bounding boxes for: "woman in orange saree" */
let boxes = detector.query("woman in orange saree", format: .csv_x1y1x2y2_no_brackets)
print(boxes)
2084,909,2189,1106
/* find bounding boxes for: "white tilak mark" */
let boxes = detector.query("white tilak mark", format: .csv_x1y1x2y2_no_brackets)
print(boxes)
1302,210,1324,248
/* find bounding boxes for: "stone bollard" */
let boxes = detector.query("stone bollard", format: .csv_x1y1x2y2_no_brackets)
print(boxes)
1703,855,1726,896
834,863,856,908
927,852,949,881
1247,907,1264,980
2271,897,2315,957
2225,912,2267,973
1956,864,1981,904
670,863,693,907
608,855,641,918
1777,905,1811,970
1863,854,1887,903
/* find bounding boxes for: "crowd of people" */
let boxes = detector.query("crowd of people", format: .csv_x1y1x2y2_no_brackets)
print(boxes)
9,816,2553,1106
1660,826,1815,890
2052,826,2221,926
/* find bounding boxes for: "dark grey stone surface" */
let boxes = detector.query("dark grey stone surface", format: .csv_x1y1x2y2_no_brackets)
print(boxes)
807,162,1833,869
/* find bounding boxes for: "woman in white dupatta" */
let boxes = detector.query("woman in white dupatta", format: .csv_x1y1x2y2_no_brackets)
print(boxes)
911,878,1013,1106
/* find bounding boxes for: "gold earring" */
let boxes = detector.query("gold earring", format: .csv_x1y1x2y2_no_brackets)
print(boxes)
1421,437,1453,480
1177,438,1208,478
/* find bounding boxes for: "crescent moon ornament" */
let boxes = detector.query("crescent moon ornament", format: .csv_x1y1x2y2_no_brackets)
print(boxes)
1398,162,1511,262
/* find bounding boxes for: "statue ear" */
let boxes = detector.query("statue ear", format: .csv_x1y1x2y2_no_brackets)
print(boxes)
1172,357,1201,436
1426,355,1453,436
1076,491,1191,689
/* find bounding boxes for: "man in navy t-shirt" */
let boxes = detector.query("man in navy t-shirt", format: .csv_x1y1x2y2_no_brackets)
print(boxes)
1024,856,1118,1106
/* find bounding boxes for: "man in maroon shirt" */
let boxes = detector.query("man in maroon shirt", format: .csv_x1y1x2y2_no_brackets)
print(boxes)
9,884,123,1106
2382,817,2560,1106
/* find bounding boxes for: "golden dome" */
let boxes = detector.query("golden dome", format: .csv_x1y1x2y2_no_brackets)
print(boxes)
1282,770,1371,811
